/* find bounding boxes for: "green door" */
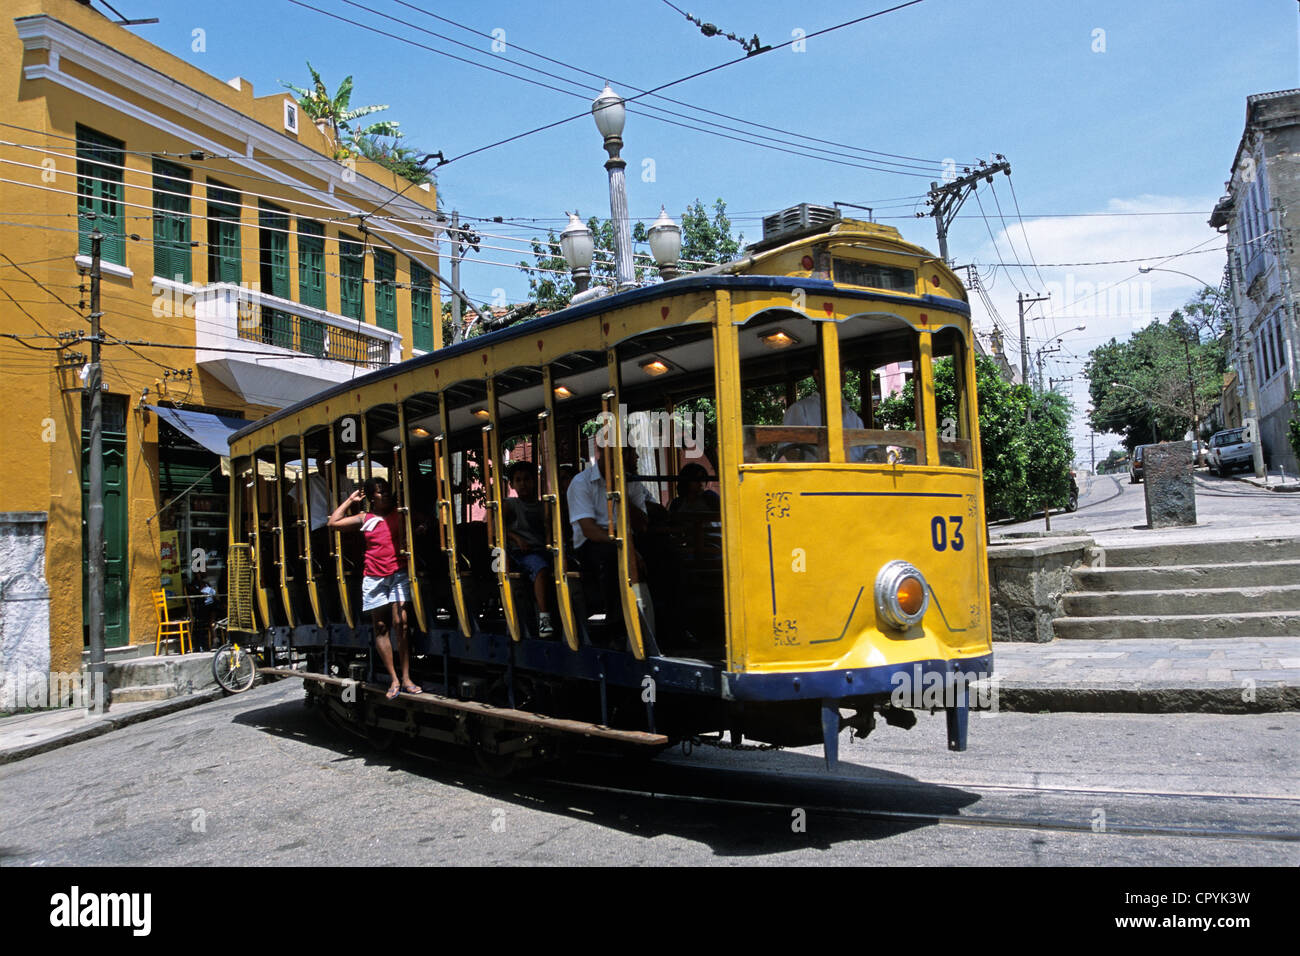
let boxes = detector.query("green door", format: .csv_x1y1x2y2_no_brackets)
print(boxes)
259,204,292,348
297,220,326,356
82,396,129,648
206,183,242,284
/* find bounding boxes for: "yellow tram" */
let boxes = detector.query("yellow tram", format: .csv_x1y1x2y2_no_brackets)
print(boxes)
225,203,993,770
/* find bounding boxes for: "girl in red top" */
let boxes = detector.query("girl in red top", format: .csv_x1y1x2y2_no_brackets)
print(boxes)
328,477,418,699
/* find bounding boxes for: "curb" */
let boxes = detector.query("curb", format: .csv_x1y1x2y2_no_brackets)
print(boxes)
0,687,225,765
994,683,1300,714
1235,476,1300,493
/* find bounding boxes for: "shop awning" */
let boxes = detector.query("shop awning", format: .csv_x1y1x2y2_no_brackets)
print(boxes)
148,405,249,457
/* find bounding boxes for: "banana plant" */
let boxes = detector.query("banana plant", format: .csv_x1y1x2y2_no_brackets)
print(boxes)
282,62,400,158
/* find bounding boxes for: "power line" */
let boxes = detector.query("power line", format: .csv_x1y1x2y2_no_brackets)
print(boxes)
431,0,928,167
287,0,945,179
388,0,960,169
1003,174,1046,288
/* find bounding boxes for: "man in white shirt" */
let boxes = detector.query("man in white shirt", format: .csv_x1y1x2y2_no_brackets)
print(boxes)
781,370,869,462
567,448,653,634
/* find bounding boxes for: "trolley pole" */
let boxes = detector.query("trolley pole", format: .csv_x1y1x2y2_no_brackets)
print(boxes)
86,228,107,700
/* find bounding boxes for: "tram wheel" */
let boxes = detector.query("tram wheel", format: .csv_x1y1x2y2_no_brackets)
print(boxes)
212,642,257,694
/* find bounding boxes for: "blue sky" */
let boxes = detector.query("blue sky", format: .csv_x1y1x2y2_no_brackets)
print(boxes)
129,0,1299,459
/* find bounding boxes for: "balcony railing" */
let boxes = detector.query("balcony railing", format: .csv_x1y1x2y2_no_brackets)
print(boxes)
237,301,392,368
185,279,404,408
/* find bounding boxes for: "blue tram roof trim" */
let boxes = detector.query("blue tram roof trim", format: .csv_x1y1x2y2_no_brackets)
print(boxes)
228,275,971,444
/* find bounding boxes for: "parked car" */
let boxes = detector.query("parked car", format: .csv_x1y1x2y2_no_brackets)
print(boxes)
1208,428,1255,476
1129,445,1146,484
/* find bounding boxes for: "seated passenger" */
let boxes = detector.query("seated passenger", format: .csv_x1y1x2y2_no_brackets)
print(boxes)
503,460,555,639
567,448,654,634
669,462,721,516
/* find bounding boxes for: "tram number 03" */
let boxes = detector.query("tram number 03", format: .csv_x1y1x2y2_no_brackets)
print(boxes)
930,515,965,552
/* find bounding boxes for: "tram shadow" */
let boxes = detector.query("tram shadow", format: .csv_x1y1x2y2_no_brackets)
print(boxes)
234,694,983,858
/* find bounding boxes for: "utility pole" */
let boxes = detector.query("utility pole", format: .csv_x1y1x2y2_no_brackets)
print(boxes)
1019,292,1050,385
1036,346,1060,394
86,228,106,698
919,157,1011,266
449,211,462,344
1090,431,1096,475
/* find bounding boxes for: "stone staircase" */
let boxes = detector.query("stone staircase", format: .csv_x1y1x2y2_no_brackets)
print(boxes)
104,654,216,703
1054,536,1300,639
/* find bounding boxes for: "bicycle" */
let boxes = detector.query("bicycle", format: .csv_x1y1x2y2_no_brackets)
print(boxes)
209,618,257,694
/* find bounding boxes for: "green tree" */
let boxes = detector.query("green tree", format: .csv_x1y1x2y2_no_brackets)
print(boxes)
1085,302,1227,450
517,198,743,310
1289,390,1300,465
878,356,1074,521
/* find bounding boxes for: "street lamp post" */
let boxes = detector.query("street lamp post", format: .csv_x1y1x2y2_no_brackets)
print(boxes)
592,84,635,291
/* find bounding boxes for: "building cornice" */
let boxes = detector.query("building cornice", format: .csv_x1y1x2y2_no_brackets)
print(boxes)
14,14,442,254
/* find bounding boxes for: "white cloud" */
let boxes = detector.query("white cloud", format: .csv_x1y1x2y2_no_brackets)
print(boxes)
963,192,1224,447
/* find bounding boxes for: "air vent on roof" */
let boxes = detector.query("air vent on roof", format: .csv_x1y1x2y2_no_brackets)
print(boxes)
761,203,840,243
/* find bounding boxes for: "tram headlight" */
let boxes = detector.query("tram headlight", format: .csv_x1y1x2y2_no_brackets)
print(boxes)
875,560,930,630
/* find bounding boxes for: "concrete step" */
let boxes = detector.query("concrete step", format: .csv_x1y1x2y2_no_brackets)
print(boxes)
1102,536,1300,568
1073,560,1300,591
110,684,183,704
1063,584,1300,618
105,654,214,697
1053,611,1300,640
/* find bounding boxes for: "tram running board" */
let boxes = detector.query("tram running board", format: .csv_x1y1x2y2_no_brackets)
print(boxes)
261,667,669,747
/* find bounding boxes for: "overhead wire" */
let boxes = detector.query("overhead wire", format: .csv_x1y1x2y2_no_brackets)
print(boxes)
285,0,946,179
424,0,930,167
379,0,963,171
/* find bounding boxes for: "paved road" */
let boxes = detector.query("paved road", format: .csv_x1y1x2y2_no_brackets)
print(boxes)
997,471,1300,538
2,681,1295,866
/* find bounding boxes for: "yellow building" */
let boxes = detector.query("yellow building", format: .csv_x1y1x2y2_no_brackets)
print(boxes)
0,0,442,686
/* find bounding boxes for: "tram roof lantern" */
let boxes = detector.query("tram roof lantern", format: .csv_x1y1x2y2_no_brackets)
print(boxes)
592,83,625,141
560,212,594,271
647,206,681,269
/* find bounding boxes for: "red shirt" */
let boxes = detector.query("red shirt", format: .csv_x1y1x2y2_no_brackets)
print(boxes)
361,512,405,576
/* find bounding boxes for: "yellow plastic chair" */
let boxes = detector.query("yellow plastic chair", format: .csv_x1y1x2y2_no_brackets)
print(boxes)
152,589,193,655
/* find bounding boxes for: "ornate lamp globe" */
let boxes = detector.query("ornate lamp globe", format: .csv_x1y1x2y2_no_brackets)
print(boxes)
560,212,594,293
591,84,626,142
647,206,682,280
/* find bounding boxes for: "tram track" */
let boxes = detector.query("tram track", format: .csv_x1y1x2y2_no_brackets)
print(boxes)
528,756,1300,845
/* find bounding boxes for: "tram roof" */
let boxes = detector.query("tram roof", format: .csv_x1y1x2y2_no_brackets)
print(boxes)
228,272,970,445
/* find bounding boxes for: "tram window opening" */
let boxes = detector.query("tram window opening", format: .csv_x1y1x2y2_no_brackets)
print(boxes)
931,327,974,468
837,318,927,465
738,313,828,463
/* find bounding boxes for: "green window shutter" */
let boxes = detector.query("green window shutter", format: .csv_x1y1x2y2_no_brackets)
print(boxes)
410,262,433,351
257,204,289,299
339,236,365,321
374,249,396,331
152,160,191,283
297,220,326,310
76,126,126,266
207,184,242,284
